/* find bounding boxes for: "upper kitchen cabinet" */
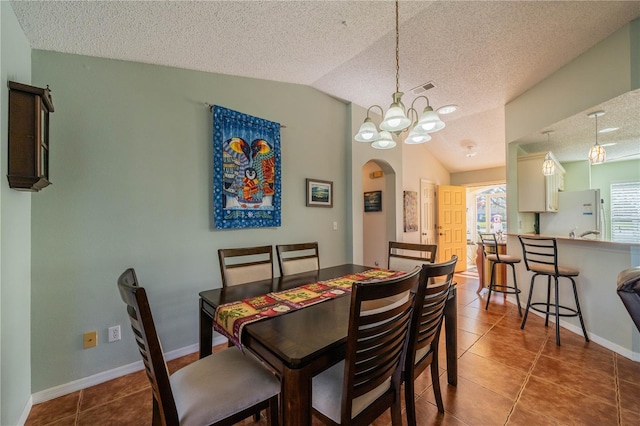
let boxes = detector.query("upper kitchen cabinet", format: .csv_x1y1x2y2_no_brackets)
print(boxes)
517,151,565,212
7,81,54,191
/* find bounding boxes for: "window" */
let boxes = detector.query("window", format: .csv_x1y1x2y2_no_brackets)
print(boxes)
610,181,640,243
474,186,507,236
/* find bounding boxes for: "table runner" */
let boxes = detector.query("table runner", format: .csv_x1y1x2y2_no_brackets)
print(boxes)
213,269,405,347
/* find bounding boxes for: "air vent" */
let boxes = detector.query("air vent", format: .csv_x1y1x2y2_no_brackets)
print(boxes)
410,81,436,95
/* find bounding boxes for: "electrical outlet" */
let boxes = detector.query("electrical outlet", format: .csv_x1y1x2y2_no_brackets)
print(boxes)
108,325,121,342
83,331,98,349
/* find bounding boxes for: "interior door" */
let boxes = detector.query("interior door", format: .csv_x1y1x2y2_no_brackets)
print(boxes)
437,185,467,272
420,180,436,245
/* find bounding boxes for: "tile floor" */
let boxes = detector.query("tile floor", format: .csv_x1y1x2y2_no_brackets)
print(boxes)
26,274,640,426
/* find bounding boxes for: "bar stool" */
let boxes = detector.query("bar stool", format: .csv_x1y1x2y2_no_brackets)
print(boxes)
518,236,589,346
479,233,522,316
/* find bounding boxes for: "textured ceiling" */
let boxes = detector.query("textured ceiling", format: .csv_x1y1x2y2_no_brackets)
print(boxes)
10,1,640,173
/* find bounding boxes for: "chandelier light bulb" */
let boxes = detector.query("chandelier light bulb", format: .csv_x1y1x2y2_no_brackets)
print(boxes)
372,131,397,149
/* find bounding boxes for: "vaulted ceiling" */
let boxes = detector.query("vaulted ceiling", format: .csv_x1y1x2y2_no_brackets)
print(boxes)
11,1,640,172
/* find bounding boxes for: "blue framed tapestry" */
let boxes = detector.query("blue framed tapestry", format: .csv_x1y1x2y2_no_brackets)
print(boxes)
213,105,281,229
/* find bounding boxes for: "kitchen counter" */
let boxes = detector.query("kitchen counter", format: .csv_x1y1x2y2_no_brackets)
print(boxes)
504,234,640,360
507,233,640,247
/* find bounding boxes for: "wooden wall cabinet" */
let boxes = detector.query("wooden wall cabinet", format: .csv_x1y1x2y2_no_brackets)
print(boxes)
7,81,54,191
517,151,565,212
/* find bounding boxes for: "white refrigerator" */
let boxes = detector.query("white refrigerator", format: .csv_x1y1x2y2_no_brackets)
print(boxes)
539,189,602,238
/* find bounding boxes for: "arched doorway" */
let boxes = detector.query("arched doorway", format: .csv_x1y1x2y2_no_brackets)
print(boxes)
361,159,397,268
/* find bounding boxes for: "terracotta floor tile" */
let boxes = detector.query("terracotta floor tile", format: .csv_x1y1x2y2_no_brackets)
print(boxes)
458,304,505,324
619,377,640,413
483,324,547,353
621,408,640,426
167,351,199,373
500,310,553,337
423,375,513,425
540,337,614,376
531,354,616,404
77,388,152,426
507,405,561,425
456,314,493,335
468,331,539,372
457,351,527,400
455,289,480,306
412,395,468,426
517,375,617,425
79,369,150,411
25,392,80,426
617,353,640,384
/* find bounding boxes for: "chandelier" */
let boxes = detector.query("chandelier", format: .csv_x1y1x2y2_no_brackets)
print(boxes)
588,111,606,165
354,0,446,149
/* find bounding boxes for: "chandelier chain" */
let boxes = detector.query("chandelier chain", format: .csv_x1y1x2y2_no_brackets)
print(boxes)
395,0,400,93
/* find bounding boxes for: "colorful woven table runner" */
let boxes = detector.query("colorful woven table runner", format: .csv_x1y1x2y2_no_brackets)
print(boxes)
213,269,405,347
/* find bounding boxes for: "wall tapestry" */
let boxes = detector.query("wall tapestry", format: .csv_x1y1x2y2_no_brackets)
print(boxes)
213,105,281,229
403,190,418,232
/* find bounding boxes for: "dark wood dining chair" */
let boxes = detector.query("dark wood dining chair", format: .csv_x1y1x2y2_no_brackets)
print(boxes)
218,245,273,287
311,267,421,425
403,255,457,424
275,242,319,276
388,241,437,271
117,268,280,426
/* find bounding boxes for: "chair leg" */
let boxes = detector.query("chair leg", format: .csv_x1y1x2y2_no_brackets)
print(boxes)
485,262,496,310
545,275,552,327
390,388,403,426
405,372,417,425
554,277,561,345
570,277,590,342
520,275,536,330
510,263,522,316
431,356,444,413
152,398,162,426
266,395,279,426
253,412,261,422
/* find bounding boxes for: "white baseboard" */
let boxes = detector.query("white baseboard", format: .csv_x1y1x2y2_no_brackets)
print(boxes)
504,294,640,361
31,335,227,405
17,395,33,426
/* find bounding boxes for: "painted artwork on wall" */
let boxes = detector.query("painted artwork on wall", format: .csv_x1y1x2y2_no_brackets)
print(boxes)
213,105,281,229
364,191,382,212
404,190,418,232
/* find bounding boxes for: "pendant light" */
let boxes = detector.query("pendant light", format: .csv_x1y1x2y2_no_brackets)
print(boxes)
541,131,555,176
588,111,606,165
354,1,448,149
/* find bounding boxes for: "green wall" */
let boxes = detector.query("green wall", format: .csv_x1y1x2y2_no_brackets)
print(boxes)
30,51,352,392
1,3,33,424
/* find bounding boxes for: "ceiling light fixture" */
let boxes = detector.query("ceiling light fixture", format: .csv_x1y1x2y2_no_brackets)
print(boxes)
541,130,555,176
465,145,477,158
437,105,458,115
598,127,619,133
588,111,606,165
354,0,447,148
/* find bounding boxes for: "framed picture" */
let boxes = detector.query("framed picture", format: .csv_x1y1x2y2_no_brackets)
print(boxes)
364,190,382,212
306,178,333,207
403,191,418,232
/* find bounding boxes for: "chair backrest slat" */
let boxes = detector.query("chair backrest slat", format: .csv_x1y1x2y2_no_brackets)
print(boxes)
478,233,502,262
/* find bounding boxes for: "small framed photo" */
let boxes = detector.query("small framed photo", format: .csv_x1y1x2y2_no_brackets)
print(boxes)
306,178,333,207
364,190,382,212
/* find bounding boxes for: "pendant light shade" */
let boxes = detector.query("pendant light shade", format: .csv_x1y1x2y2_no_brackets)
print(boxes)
588,144,606,164
355,118,380,142
405,125,432,144
541,131,555,176
588,111,606,165
416,106,445,133
379,100,411,133
371,131,396,149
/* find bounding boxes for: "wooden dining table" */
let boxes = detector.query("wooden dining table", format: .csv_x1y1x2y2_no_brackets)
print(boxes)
199,264,457,426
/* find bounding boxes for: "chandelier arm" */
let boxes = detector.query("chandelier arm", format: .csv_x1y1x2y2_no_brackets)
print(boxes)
406,107,418,124
366,104,385,120
409,95,432,111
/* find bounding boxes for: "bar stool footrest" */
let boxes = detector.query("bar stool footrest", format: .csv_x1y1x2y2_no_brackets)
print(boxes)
488,285,521,295
530,302,580,318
